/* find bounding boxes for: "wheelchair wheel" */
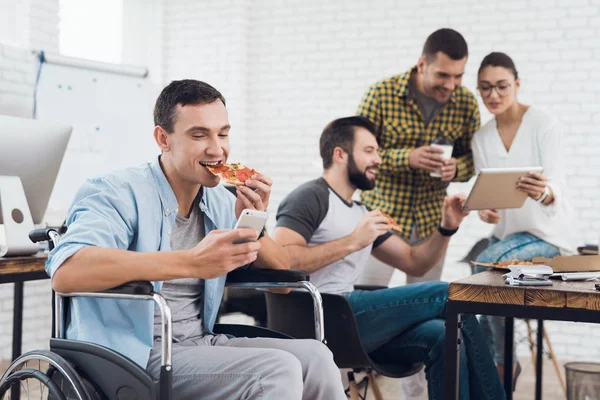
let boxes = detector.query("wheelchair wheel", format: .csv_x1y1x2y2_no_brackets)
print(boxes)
0,350,92,400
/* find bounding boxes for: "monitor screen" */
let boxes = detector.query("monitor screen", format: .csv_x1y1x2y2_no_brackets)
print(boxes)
0,115,72,225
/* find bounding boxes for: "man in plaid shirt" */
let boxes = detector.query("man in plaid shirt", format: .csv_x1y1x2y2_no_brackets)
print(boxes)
358,28,480,279
357,28,480,397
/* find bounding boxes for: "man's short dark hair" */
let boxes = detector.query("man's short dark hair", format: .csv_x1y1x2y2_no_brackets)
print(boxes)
422,28,468,62
319,116,376,169
154,79,226,133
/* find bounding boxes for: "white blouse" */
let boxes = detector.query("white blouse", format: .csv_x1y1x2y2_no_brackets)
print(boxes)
471,106,577,255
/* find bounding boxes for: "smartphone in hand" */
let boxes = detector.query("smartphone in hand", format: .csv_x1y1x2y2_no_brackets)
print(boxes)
233,209,268,244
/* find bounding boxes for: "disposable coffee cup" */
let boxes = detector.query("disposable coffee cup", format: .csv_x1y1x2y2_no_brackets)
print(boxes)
430,137,453,178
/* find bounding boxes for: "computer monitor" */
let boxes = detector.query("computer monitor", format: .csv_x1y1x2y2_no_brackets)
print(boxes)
0,115,72,256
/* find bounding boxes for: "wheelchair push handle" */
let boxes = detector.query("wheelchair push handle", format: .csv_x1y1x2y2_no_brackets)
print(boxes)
29,227,60,251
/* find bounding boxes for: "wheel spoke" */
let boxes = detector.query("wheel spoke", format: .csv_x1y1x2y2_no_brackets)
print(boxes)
21,379,30,397
38,360,43,398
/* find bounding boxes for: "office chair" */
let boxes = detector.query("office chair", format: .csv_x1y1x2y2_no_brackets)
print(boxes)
266,285,424,400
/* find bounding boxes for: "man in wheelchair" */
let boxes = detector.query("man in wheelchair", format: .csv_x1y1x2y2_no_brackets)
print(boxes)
272,117,505,399
45,80,346,399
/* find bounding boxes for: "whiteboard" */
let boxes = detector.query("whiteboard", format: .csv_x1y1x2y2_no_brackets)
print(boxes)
35,60,160,225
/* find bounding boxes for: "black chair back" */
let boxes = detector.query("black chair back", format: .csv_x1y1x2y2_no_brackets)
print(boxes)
266,291,423,377
266,291,371,368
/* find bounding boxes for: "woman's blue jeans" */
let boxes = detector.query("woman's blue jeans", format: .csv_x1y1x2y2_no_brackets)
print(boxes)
474,232,560,364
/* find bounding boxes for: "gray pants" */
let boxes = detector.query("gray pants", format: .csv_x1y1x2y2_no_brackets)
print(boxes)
146,334,346,400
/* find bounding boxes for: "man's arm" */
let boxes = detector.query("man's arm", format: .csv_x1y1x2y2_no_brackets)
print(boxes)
371,231,450,277
253,234,290,270
271,227,358,273
372,194,469,275
53,229,261,293
52,229,260,293
50,179,260,293
53,247,189,293
272,210,391,273
453,94,480,182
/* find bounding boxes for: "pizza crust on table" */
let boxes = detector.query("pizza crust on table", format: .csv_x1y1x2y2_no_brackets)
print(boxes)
470,259,535,270
205,163,260,185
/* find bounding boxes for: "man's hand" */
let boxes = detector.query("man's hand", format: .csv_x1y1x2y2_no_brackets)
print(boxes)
235,174,272,218
440,158,458,182
350,210,390,251
408,146,444,172
517,172,548,200
478,209,501,224
440,194,470,230
187,229,261,279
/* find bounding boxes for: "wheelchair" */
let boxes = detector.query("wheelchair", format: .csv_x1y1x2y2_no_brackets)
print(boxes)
0,228,325,399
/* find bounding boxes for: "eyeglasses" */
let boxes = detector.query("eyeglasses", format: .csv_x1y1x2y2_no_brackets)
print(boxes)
477,82,513,97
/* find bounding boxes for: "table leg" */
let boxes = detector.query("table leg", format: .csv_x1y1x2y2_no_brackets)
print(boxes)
11,280,23,399
536,320,544,400
444,301,461,400
504,317,514,399
12,280,23,360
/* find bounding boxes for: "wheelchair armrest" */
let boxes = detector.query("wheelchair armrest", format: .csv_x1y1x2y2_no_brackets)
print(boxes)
58,281,155,298
354,284,387,292
226,268,309,284
102,281,154,295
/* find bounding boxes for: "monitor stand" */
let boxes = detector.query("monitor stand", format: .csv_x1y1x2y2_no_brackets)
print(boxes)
0,176,39,257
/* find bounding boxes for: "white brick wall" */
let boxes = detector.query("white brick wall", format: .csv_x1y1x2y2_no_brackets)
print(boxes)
161,0,250,162
160,0,600,362
29,0,60,53
0,0,59,359
0,45,38,118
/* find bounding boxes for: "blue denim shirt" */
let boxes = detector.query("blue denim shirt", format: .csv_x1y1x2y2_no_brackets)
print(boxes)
46,158,238,368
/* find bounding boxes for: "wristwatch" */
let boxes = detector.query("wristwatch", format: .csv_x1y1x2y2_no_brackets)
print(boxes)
536,186,550,204
437,224,458,237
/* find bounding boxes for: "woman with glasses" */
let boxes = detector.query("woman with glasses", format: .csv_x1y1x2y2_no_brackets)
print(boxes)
471,52,577,388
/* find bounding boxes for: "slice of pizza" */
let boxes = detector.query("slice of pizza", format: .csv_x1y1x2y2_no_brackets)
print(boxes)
470,259,535,269
495,259,534,267
205,163,260,185
380,211,402,233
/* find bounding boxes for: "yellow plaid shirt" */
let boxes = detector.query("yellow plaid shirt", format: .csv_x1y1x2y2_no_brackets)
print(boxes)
357,67,480,240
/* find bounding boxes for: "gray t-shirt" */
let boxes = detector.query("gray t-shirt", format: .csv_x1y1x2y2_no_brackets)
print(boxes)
409,75,444,125
153,191,205,343
276,178,391,295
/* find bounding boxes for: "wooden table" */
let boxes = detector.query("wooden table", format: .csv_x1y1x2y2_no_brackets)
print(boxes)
445,270,600,400
0,253,49,362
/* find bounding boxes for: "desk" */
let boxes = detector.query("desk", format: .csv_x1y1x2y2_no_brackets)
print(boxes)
0,253,49,362
445,270,600,400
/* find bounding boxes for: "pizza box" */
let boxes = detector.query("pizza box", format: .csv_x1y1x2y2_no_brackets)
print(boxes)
471,255,600,273
531,255,600,273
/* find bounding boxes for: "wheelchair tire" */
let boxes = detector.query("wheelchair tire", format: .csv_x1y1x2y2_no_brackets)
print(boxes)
0,350,92,400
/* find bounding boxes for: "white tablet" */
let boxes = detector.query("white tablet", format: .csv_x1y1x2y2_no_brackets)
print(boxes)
462,167,544,211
